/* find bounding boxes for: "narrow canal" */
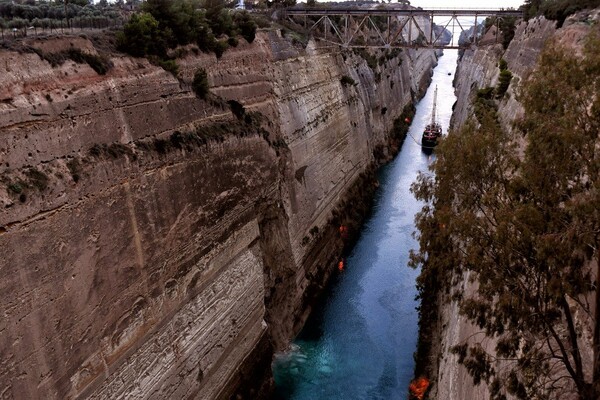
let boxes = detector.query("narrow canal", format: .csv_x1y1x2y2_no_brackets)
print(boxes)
273,50,458,400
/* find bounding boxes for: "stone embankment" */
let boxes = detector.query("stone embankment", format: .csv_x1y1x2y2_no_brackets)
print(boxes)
0,28,436,399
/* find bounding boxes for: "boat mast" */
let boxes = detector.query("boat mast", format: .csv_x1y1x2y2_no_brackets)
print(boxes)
431,85,438,126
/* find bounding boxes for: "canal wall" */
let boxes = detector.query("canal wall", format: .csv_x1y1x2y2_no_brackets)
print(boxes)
0,29,437,398
427,9,600,400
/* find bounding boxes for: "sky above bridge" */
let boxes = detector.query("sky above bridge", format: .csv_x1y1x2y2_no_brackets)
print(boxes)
312,0,526,10
406,0,524,9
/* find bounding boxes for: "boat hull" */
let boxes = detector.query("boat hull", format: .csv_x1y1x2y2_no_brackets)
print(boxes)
421,136,438,148
422,122,442,150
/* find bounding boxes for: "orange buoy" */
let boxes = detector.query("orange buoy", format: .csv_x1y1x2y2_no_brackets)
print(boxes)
409,377,430,400
338,259,344,271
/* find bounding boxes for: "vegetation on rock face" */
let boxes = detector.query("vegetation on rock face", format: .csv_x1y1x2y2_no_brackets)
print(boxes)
411,29,600,400
373,103,415,162
33,47,112,75
354,47,378,71
522,0,600,27
340,75,356,87
227,99,245,120
495,59,512,99
192,67,209,98
495,69,512,99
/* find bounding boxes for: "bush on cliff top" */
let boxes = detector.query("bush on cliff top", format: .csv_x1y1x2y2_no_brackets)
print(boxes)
523,0,600,26
117,12,169,58
117,0,258,62
0,1,122,32
484,16,517,49
234,11,257,43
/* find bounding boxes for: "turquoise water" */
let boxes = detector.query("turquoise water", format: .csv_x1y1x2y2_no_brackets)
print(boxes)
273,50,458,400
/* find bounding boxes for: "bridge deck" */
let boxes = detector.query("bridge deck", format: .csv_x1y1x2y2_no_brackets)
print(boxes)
285,8,523,17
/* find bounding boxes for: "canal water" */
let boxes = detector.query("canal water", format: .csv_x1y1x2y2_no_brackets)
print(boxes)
273,50,458,400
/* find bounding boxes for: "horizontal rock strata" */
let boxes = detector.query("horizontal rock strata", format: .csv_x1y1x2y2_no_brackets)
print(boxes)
0,29,436,399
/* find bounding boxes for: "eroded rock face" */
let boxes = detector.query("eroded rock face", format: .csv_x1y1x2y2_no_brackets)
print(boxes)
0,30,436,399
451,17,558,134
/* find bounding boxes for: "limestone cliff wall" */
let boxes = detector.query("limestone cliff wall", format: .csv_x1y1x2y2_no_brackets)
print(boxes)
0,29,436,399
452,17,558,133
432,10,599,400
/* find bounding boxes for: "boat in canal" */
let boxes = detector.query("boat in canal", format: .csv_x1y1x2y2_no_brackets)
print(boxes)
422,85,442,149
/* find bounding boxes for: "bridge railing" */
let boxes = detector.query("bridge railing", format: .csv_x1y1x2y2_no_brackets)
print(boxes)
284,8,524,17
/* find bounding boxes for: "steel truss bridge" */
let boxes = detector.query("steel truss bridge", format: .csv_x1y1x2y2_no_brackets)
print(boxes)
283,8,524,50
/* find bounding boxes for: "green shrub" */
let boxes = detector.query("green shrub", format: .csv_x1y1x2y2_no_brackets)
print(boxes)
340,75,356,87
156,58,179,76
496,69,513,99
66,159,81,183
234,11,257,43
116,0,266,61
210,39,229,59
81,53,112,75
476,87,495,100
227,36,239,47
205,0,235,36
7,183,23,194
195,24,217,53
25,168,49,191
154,138,170,154
501,17,517,49
252,14,271,28
172,47,190,59
34,48,112,75
537,0,600,27
192,68,209,98
89,143,134,159
89,144,103,157
498,58,508,71
228,100,246,119
65,49,112,75
116,12,170,58
355,48,378,70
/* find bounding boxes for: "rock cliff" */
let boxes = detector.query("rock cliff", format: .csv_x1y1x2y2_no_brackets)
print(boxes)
428,9,600,400
0,29,436,399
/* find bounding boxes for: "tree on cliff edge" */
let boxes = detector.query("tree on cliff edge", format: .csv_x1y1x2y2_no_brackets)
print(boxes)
411,28,600,400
